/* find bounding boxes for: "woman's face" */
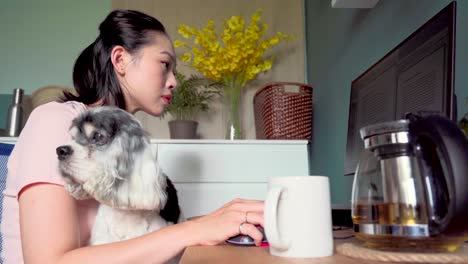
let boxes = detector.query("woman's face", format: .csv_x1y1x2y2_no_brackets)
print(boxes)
120,33,177,115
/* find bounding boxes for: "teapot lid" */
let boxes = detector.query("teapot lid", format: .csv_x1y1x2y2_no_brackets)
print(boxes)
360,119,409,140
360,120,410,150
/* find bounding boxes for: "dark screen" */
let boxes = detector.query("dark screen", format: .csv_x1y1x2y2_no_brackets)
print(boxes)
344,1,456,176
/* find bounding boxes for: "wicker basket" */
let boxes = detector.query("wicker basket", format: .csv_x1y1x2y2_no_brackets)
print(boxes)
253,82,313,140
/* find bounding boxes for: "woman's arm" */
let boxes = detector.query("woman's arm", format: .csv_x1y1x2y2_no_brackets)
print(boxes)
20,184,264,264
20,184,191,264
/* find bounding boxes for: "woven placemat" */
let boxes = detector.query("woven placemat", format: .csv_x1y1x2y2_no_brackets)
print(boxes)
337,241,468,263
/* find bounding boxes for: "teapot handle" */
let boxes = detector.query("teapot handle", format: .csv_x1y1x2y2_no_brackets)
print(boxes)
409,115,468,236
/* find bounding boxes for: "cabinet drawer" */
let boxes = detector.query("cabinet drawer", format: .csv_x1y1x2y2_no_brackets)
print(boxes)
158,142,309,183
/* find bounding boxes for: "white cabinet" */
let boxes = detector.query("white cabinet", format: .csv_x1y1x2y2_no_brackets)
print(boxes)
155,140,309,217
0,138,15,144
0,138,309,217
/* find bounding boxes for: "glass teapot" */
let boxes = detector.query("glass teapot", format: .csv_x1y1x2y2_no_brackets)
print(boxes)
352,114,468,252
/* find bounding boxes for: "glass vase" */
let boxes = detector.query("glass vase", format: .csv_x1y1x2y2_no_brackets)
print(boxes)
222,85,243,140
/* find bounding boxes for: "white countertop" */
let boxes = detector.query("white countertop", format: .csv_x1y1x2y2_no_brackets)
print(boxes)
0,137,16,143
0,137,309,145
152,139,309,145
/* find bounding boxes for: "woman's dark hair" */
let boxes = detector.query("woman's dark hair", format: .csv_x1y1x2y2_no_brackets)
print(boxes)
63,10,167,109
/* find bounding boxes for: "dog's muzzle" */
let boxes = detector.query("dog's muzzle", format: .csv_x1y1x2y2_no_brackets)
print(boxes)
56,145,73,161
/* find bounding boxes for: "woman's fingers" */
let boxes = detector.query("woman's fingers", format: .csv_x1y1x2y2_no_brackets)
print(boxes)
223,198,264,208
244,211,264,227
194,199,266,246
239,222,264,246
212,199,264,217
233,198,264,203
229,201,264,213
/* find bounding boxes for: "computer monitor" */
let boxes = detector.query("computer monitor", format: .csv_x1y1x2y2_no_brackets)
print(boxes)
344,1,457,176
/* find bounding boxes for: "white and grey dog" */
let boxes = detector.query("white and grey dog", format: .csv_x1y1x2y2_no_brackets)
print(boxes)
56,106,181,246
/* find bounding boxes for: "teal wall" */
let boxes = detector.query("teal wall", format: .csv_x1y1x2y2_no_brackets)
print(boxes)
0,95,11,129
305,0,468,206
0,0,111,128
2,1,467,203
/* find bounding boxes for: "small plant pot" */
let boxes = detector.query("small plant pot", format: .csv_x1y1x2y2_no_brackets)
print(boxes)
168,120,198,139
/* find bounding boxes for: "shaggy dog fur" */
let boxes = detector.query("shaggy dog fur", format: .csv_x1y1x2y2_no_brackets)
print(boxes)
56,106,181,247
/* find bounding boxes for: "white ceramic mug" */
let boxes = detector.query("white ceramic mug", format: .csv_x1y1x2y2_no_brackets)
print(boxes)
264,176,333,258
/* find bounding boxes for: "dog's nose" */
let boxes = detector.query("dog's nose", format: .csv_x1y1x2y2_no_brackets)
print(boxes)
56,146,73,161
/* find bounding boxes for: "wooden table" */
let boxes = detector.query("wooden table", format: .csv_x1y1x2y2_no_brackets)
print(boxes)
180,229,468,264
180,229,385,264
180,239,383,264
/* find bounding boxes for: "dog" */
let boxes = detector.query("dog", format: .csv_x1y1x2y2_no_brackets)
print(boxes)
56,106,181,247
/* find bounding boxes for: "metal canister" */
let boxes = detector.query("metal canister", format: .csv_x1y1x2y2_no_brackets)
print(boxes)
6,88,24,137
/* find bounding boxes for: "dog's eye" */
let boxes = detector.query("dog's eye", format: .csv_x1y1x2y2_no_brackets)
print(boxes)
91,132,107,145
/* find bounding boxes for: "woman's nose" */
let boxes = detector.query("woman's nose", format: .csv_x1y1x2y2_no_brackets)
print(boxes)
168,72,178,90
56,145,73,161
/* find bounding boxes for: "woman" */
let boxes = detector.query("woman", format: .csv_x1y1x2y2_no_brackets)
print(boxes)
1,9,264,264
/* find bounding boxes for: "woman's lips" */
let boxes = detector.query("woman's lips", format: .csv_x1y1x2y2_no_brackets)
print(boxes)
162,95,172,104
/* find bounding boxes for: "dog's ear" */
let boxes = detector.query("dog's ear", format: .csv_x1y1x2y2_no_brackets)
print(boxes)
64,179,92,200
82,167,121,207
160,175,181,223
83,146,168,210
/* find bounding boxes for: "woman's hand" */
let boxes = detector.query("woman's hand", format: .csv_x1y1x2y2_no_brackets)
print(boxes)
189,198,264,246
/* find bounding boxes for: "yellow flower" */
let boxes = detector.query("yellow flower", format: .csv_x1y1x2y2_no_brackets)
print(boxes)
178,24,194,38
180,53,191,62
173,40,186,48
175,9,293,88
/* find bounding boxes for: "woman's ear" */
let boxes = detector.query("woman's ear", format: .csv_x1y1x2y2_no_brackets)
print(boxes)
111,45,129,75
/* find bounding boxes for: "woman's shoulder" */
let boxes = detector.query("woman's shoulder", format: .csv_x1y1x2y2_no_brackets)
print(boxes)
32,101,86,114
23,101,87,135
30,101,86,119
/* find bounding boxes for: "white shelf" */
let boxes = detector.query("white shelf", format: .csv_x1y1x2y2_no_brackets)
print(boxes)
0,137,16,143
1,137,309,145
152,139,309,145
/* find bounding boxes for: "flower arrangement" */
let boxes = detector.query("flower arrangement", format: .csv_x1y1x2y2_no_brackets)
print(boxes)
174,9,294,139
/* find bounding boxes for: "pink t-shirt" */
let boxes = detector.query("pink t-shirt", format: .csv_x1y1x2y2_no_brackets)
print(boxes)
1,101,99,264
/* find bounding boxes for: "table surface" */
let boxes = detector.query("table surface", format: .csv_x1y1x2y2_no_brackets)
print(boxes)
180,240,379,264
180,229,468,264
180,229,368,264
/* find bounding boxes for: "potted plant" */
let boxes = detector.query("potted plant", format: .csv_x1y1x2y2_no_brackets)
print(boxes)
162,72,220,139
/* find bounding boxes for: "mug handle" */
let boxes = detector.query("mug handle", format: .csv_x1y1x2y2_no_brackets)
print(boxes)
265,186,290,250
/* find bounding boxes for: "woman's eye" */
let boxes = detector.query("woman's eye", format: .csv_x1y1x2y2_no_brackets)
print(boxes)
162,61,170,69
